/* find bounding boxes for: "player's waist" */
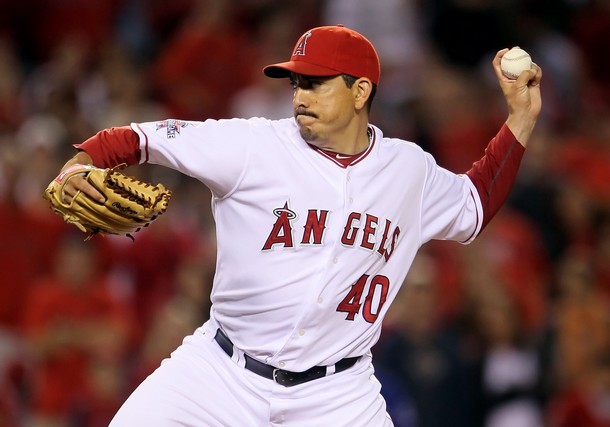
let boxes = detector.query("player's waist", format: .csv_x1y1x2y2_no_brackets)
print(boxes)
214,328,360,387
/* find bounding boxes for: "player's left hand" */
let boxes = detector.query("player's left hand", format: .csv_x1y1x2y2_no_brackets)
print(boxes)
493,48,542,147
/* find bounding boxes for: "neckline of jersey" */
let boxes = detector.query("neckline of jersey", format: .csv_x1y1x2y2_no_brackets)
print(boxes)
314,127,374,168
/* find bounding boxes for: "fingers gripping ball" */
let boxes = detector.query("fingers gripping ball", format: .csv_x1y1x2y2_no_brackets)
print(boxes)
44,164,172,239
500,47,532,80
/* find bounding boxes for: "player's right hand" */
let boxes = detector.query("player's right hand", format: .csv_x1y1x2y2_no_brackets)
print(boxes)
56,151,105,204
56,161,105,204
61,169,106,204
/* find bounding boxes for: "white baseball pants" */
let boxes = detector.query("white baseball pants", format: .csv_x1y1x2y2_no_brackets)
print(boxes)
109,320,394,427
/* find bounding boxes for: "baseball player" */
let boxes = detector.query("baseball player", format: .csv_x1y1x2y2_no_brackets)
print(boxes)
54,25,542,426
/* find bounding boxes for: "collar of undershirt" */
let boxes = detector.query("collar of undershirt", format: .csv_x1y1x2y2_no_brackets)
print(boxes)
316,127,373,168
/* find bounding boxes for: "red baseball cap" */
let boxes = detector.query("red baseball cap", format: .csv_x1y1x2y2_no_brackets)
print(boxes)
263,25,380,85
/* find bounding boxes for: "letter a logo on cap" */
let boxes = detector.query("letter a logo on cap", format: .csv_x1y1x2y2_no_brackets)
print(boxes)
292,31,312,57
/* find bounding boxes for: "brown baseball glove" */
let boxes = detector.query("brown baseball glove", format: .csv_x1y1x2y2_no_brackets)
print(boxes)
44,164,172,239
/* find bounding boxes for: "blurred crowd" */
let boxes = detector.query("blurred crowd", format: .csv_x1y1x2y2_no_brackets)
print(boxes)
0,0,609,426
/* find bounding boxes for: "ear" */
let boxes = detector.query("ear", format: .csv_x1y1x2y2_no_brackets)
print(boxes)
353,78,372,111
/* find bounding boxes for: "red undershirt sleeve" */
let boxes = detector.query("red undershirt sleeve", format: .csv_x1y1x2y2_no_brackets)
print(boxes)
466,123,525,232
73,126,141,168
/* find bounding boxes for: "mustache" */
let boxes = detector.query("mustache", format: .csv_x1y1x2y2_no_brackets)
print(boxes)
294,108,317,119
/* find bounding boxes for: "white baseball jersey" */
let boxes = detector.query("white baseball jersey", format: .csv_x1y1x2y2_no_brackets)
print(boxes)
131,116,482,372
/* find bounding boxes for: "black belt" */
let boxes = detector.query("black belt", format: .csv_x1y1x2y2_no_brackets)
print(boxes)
214,329,359,387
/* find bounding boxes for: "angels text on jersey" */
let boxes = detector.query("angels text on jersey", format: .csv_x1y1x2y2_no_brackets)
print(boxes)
261,201,400,262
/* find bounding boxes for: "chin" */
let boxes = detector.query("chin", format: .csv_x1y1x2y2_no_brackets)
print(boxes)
298,126,317,143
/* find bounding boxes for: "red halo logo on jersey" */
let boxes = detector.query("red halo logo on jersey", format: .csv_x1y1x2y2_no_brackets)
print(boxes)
155,119,192,139
262,202,299,250
292,31,312,57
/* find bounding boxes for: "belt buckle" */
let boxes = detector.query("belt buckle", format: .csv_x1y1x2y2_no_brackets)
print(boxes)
272,368,293,387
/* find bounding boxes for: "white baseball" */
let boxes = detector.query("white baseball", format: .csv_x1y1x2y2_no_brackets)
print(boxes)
500,47,532,80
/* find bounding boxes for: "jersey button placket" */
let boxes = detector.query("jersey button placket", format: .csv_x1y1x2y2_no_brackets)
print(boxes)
344,168,355,208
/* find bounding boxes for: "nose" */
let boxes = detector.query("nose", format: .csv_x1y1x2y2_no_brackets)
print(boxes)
293,87,309,109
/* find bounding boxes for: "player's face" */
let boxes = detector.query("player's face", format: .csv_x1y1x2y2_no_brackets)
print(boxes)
290,74,359,148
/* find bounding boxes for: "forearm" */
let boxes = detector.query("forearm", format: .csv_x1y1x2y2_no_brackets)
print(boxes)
505,112,537,148
61,150,94,170
73,126,141,168
466,123,524,231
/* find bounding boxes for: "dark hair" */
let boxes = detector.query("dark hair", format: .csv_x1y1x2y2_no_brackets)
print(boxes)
342,74,377,112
